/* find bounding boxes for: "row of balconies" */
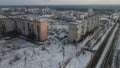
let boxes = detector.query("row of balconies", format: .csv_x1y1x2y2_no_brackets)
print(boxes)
68,15,100,43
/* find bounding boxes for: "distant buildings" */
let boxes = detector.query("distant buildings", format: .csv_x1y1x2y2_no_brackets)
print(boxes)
0,7,102,43
0,18,48,41
88,8,94,16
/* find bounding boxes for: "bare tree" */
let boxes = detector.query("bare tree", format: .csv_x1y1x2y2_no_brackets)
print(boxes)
0,19,6,35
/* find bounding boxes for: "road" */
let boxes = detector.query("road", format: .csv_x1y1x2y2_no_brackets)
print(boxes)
100,24,119,68
111,24,120,68
60,26,104,68
86,23,118,68
60,23,113,68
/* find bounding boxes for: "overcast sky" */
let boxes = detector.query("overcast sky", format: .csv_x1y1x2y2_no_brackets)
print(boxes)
0,0,120,5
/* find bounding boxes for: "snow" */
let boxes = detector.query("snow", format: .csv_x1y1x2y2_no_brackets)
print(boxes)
0,37,77,68
92,26,112,50
0,31,96,68
95,24,118,68
41,15,54,18
66,51,93,68
60,29,103,68
78,28,101,48
60,27,106,68
54,25,68,30
0,23,112,68
111,37,120,68
64,45,77,60
0,39,6,44
111,27,120,68
77,27,103,50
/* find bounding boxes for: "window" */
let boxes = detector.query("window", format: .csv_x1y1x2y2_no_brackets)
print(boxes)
27,23,30,31
37,25,40,39
31,24,33,31
23,22,25,30
23,22,25,33
14,21,17,30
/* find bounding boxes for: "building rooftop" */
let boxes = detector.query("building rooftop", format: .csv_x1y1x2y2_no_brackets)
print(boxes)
70,20,84,25
0,15,6,18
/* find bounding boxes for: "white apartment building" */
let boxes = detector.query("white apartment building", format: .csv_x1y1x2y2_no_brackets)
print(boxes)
87,15,100,32
68,20,87,43
68,15,100,43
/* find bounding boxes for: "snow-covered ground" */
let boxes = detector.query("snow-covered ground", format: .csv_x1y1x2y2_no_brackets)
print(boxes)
66,51,93,68
96,24,118,68
92,26,112,50
0,31,96,68
0,37,77,68
0,38,35,52
0,23,113,68
111,26,120,68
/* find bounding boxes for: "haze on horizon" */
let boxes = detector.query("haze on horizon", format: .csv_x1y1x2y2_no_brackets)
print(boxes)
0,0,120,5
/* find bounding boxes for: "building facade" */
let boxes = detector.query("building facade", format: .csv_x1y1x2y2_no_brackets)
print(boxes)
68,20,87,43
68,15,100,43
1,18,48,41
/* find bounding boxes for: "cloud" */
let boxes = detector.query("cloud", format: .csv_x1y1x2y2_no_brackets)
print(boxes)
0,0,120,5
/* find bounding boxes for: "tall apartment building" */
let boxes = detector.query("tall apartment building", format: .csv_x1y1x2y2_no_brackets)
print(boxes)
87,15,100,32
39,20,48,41
1,18,48,41
68,20,87,43
68,15,100,43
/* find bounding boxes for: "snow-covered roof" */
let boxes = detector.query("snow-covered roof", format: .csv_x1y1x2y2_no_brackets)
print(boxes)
100,18,109,21
0,15,6,18
70,20,84,25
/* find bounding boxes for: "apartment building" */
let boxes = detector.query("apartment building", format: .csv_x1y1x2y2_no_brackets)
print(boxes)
68,15,100,43
1,18,48,41
68,20,87,43
87,15,100,32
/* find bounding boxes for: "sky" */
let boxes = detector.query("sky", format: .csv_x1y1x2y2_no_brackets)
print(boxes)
0,0,120,5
